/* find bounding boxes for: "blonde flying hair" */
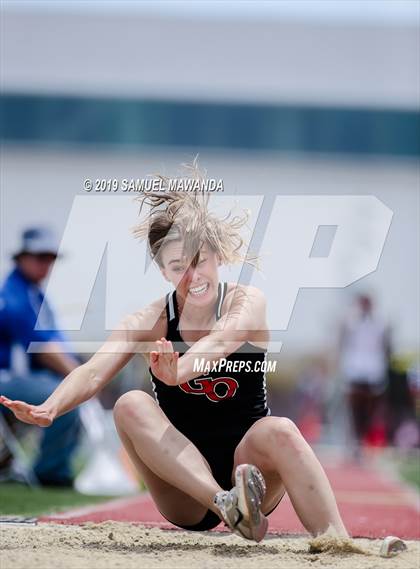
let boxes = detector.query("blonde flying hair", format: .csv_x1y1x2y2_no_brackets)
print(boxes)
133,160,257,269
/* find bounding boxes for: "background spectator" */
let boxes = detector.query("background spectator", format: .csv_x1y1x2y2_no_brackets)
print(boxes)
338,293,391,457
0,227,81,486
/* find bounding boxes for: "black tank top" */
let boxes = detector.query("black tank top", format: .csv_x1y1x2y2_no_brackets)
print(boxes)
149,282,270,442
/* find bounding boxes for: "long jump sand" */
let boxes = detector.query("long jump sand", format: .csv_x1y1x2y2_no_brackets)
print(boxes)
1,521,418,569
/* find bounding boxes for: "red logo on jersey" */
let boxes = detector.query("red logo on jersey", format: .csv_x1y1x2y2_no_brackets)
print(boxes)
179,377,239,402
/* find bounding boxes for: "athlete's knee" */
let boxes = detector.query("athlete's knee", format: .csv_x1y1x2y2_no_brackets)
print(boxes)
267,417,304,450
113,390,155,426
244,417,302,454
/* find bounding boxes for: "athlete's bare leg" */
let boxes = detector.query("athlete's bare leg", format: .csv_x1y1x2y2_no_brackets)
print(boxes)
113,390,223,526
233,416,348,537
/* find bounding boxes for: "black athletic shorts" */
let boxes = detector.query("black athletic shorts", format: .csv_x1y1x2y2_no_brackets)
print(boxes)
161,426,283,531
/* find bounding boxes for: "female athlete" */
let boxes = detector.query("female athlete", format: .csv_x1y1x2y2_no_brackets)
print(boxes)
0,177,348,542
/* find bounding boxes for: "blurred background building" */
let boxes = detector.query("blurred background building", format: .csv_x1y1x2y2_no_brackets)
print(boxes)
1,1,419,449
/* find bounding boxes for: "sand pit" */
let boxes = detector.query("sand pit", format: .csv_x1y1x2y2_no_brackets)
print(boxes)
1,522,418,569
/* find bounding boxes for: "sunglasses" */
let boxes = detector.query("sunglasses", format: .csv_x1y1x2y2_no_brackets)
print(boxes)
31,253,58,262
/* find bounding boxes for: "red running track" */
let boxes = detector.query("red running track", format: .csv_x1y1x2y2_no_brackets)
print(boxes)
41,461,420,539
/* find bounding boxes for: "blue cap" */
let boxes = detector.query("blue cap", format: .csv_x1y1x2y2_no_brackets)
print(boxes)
13,227,60,259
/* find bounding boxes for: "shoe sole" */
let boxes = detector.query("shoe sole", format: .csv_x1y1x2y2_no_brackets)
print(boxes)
235,464,268,542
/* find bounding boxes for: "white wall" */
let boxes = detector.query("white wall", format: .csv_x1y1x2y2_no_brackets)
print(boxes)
1,6,419,108
1,4,418,356
1,145,418,355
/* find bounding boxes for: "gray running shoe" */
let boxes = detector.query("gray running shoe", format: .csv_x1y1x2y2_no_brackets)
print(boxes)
214,464,268,542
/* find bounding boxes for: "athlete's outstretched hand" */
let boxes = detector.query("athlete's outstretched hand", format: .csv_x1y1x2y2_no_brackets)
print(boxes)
0,395,55,427
150,338,179,386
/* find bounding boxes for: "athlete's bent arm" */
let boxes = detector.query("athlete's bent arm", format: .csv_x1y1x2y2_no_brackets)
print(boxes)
0,299,167,426
152,287,268,386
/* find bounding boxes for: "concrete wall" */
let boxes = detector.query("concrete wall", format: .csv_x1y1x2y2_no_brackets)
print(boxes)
1,145,418,355
1,6,419,108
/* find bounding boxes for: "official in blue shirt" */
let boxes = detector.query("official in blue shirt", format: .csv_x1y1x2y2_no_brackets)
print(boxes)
0,227,80,486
